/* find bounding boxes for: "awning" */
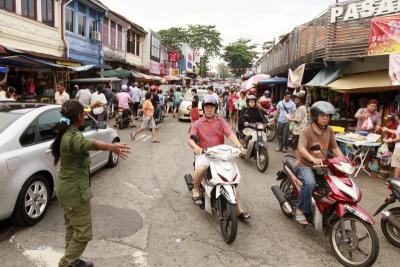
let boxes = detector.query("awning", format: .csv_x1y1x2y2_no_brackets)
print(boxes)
327,70,398,93
0,66,9,73
100,68,132,78
259,77,288,85
306,66,342,87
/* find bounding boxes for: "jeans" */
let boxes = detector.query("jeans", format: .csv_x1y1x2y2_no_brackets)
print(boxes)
277,122,289,150
295,166,316,215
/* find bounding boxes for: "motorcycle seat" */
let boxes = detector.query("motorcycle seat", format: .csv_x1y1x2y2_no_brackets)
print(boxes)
283,155,297,174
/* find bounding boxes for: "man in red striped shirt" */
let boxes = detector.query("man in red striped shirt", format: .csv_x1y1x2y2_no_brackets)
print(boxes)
188,95,250,220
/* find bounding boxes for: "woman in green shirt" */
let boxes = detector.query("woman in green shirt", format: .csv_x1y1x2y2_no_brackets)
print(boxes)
51,100,129,267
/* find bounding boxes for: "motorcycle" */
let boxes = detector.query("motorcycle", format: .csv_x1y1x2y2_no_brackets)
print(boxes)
184,138,241,244
264,114,276,142
115,108,131,129
242,122,269,173
271,145,379,267
373,177,400,247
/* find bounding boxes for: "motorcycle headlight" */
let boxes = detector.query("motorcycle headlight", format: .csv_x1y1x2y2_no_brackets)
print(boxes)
256,124,265,130
334,162,355,175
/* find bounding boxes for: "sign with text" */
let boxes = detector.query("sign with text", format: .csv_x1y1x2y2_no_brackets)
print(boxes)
150,60,161,75
331,0,400,24
168,51,180,62
368,15,400,55
287,64,305,88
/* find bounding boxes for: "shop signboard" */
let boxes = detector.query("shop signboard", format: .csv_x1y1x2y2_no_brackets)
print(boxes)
287,64,305,88
389,54,400,85
150,60,161,75
331,0,400,24
368,15,400,56
171,68,179,76
168,51,180,62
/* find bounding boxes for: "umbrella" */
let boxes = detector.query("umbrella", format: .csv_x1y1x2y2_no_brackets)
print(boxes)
240,81,248,91
162,75,180,81
246,74,271,90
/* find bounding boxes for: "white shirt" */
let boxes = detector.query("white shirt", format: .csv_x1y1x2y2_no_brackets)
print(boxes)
76,89,92,107
90,92,107,115
55,91,70,105
129,86,141,103
0,90,6,98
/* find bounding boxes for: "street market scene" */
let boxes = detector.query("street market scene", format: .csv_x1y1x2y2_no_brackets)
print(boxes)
0,0,400,266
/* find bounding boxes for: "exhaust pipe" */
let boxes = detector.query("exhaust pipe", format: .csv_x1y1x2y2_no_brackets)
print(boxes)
271,185,293,214
382,211,400,230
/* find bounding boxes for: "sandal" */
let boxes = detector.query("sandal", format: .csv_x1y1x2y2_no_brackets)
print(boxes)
192,196,203,206
152,140,160,143
295,213,308,225
238,212,251,221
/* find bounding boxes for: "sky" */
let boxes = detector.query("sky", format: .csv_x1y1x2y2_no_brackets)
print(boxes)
100,0,338,66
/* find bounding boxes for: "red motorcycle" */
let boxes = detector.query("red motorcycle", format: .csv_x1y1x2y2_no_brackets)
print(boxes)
271,145,379,267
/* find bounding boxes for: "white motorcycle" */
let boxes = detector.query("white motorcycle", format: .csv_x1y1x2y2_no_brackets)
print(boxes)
184,142,241,244
242,122,269,173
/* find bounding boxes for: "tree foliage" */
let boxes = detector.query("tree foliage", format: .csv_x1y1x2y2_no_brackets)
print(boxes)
222,39,258,77
158,27,187,51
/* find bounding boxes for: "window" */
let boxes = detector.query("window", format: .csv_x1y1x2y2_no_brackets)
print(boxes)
37,110,62,142
102,17,109,46
21,0,36,20
20,124,36,146
78,5,86,36
41,0,53,26
117,25,122,50
151,35,160,60
65,3,74,32
110,21,116,48
88,9,96,39
0,0,14,12
136,34,140,56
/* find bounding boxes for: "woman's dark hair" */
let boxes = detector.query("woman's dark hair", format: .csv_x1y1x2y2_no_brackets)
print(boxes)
51,100,84,165
145,92,152,100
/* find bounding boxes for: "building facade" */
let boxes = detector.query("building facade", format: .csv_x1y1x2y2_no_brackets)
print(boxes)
64,0,108,65
0,0,64,57
143,29,161,75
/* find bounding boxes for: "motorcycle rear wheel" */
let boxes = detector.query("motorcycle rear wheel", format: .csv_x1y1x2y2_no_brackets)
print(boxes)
256,147,269,173
381,207,400,247
219,198,238,244
329,214,379,267
279,179,295,218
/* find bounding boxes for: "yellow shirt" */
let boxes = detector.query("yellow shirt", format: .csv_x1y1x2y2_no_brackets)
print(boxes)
143,99,154,117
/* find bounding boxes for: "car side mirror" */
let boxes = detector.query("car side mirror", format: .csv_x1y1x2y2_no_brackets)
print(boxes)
98,122,107,129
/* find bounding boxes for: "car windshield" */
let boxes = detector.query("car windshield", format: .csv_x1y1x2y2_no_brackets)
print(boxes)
184,90,207,101
0,113,23,134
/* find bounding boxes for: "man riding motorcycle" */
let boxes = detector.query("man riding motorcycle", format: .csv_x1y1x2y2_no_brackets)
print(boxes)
238,95,267,141
295,101,344,225
116,85,134,127
188,95,251,220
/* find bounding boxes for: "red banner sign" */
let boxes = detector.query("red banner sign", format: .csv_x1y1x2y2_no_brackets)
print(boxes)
368,16,400,56
168,51,180,63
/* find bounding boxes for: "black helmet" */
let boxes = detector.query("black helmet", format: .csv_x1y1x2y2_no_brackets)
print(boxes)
264,90,270,97
202,95,218,112
293,91,306,102
246,95,257,105
310,101,335,122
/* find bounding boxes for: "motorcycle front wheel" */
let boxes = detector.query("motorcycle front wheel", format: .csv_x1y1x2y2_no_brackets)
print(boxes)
266,125,276,142
256,147,269,173
329,214,379,267
219,197,238,244
381,207,400,247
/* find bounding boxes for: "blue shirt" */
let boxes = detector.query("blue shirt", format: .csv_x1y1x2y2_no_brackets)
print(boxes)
158,93,165,105
277,100,296,123
129,86,141,103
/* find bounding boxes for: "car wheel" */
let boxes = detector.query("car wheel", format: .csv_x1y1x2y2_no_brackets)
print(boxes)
12,174,50,226
106,139,119,168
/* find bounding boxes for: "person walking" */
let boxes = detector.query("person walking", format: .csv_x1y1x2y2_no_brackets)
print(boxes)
173,87,183,118
275,90,296,153
234,91,247,118
55,83,70,105
90,86,107,122
383,111,400,177
129,82,141,118
228,89,239,130
288,91,308,151
166,88,174,115
75,85,91,107
157,87,165,122
131,92,159,143
51,100,129,267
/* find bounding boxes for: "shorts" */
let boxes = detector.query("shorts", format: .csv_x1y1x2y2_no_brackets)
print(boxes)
195,154,211,169
141,116,156,129
174,101,181,109
132,102,140,114
391,147,400,168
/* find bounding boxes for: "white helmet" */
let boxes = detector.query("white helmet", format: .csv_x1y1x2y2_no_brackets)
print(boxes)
121,85,128,91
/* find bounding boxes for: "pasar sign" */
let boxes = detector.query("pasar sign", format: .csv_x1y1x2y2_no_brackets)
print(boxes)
331,0,400,23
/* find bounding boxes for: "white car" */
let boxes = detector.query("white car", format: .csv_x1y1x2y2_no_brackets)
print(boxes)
0,102,120,226
178,89,208,121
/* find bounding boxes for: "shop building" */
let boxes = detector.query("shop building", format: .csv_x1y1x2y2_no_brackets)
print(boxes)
143,29,161,76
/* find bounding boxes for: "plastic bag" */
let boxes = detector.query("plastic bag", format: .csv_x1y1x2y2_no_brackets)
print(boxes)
377,143,389,154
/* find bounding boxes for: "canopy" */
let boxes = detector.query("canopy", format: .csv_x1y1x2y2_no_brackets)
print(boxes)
306,66,342,87
162,75,180,81
100,68,132,78
259,77,288,85
327,70,398,93
246,74,270,90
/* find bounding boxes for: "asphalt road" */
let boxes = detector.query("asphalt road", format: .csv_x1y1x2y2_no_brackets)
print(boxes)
0,117,398,267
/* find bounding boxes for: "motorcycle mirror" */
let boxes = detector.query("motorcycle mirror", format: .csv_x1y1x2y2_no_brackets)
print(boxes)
190,135,200,144
310,144,321,151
